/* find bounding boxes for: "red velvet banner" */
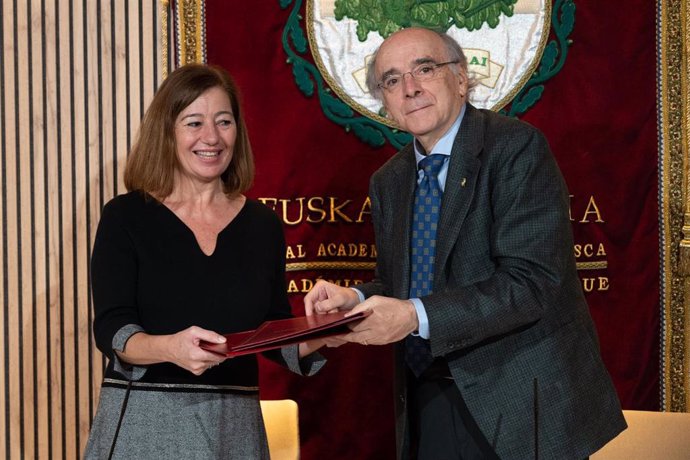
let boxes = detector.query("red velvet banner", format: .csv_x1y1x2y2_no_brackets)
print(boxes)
201,1,659,458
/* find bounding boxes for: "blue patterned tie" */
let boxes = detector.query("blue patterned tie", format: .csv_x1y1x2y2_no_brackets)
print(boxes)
405,154,445,377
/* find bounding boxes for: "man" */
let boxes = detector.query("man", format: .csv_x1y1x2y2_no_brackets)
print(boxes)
304,28,626,459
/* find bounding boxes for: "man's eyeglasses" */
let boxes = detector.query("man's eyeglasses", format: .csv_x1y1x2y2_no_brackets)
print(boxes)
377,61,459,92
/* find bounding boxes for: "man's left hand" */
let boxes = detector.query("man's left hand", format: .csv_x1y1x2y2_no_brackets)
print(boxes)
343,295,419,345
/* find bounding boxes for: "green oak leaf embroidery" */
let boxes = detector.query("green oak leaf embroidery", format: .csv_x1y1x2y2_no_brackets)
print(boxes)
280,0,575,148
334,0,519,41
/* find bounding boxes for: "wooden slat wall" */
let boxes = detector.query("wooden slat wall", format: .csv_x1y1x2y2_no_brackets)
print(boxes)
0,1,163,458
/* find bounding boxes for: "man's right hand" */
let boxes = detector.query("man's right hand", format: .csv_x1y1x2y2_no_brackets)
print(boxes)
304,280,360,316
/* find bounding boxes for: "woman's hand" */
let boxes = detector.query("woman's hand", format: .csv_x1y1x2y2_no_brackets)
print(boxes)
116,326,227,375
166,326,228,375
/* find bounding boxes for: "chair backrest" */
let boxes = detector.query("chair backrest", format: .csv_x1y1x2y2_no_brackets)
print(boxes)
260,399,300,460
590,409,690,459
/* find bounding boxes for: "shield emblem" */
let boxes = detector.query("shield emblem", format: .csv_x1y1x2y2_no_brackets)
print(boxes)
307,0,551,126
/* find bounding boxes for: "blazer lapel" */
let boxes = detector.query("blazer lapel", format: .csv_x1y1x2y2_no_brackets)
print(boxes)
389,145,417,299
434,105,484,284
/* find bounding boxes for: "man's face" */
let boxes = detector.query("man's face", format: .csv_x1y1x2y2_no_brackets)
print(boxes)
375,28,468,151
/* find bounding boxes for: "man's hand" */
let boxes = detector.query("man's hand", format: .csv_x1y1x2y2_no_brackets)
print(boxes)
304,280,360,315
342,295,419,345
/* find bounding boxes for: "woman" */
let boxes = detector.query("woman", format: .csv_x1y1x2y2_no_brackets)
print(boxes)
85,64,325,459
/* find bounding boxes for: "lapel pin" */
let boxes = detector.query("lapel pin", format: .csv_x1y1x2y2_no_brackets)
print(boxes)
461,178,467,187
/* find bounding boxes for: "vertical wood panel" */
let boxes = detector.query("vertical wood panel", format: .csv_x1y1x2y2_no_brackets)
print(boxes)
0,0,162,457
114,0,127,197
84,0,100,424
16,1,34,457
57,0,75,455
4,3,20,460
42,2,60,456
1,0,8,456
30,1,49,458
72,0,87,450
0,3,6,458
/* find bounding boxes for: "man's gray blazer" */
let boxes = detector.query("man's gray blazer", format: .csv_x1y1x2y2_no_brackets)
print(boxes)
358,104,626,459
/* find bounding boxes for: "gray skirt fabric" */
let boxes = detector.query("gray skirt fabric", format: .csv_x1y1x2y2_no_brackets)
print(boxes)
85,332,324,459
84,386,270,459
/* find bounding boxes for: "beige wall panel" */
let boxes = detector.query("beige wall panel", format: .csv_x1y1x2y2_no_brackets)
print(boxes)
3,2,20,459
114,0,129,195
41,1,62,456
129,2,143,135
71,0,90,449
98,1,116,208
14,4,34,458
57,1,77,455
29,1,50,458
84,0,103,414
1,3,9,457
17,6,37,457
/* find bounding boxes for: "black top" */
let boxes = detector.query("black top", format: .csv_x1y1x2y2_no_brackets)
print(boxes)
91,191,292,388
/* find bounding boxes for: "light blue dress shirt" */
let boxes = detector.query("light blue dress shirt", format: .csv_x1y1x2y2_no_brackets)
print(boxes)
353,104,466,339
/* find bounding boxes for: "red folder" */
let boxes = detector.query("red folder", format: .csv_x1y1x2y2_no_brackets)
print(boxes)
199,310,370,357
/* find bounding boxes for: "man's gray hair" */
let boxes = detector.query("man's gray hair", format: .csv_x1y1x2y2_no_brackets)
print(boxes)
365,29,477,101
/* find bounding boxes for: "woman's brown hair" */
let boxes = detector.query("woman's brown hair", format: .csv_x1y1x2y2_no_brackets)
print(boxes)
124,64,254,197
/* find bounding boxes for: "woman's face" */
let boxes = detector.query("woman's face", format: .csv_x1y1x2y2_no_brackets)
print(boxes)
174,86,236,187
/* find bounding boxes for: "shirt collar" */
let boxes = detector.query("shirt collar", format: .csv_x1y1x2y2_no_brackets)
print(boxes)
414,103,466,164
